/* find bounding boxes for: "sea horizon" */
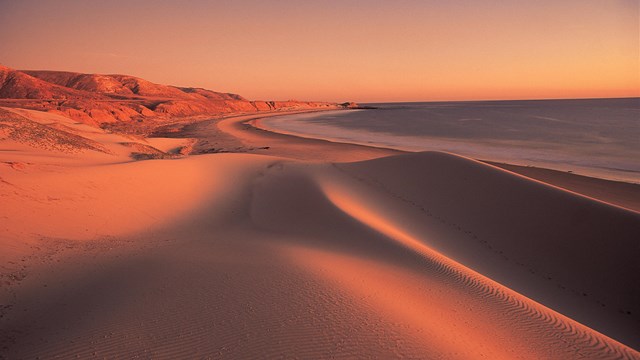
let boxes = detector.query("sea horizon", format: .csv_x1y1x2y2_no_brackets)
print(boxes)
360,95,639,105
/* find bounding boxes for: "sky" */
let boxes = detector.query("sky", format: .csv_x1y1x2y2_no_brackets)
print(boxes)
0,0,638,102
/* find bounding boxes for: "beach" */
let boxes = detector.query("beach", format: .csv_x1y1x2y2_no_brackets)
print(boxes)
1,107,639,359
256,99,640,184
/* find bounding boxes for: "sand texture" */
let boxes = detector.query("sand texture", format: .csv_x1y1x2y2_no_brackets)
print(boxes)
1,106,639,359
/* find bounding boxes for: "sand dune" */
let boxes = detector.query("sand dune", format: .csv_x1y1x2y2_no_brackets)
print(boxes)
334,152,640,340
250,153,639,353
1,106,639,358
2,150,639,358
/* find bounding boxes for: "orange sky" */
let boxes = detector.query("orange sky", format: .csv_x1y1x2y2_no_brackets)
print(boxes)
0,0,638,102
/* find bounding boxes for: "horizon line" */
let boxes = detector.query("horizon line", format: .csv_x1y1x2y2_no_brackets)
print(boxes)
359,96,640,104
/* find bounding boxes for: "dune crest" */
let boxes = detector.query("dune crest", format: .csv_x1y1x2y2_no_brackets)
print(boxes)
2,151,639,358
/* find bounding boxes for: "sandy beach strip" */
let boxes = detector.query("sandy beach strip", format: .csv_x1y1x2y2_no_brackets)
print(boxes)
233,111,640,212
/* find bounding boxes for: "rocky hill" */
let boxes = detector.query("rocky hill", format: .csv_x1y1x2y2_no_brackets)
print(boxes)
0,64,351,126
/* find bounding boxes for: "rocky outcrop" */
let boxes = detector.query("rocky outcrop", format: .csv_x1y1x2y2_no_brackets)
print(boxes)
0,64,354,126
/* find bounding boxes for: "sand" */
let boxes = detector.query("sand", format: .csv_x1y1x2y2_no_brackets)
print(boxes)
1,108,639,359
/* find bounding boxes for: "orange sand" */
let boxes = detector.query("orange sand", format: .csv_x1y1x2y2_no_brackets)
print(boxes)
1,108,638,359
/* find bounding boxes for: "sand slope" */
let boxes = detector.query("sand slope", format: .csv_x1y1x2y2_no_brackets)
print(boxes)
1,147,639,358
334,152,640,341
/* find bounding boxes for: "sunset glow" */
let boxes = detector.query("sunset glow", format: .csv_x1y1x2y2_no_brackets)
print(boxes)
2,1,640,358
1,0,637,102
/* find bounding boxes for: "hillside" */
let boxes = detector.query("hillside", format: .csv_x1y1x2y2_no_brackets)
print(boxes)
0,64,350,126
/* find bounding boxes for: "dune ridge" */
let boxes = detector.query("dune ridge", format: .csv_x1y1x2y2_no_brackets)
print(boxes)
315,192,633,358
249,152,639,352
2,150,639,358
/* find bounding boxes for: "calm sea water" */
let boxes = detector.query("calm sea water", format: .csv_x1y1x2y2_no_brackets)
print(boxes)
261,98,640,182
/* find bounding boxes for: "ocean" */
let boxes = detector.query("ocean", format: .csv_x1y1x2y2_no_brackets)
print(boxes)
260,98,640,182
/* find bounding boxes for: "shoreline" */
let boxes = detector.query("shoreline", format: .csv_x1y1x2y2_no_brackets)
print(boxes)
251,111,640,184
209,110,640,212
